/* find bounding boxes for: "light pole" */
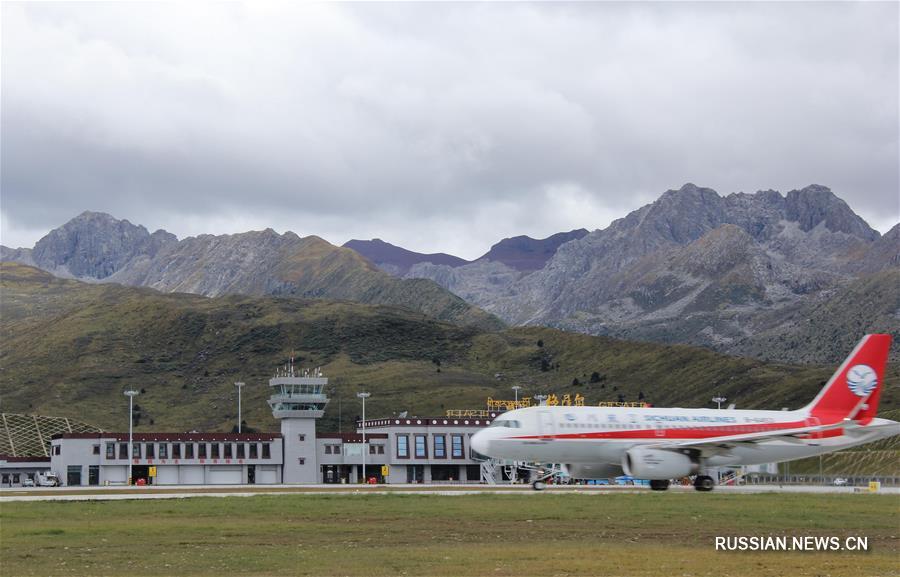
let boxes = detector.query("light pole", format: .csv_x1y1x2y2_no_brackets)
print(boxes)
124,390,139,485
534,394,548,406
712,395,727,410
511,385,522,405
234,382,245,433
357,392,370,483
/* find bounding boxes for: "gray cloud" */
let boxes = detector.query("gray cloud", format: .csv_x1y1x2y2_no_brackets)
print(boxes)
2,2,897,259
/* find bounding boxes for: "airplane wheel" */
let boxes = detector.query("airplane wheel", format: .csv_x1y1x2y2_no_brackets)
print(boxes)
532,480,547,491
650,479,670,491
694,475,715,492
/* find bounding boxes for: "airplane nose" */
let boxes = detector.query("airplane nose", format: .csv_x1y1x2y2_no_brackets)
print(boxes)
470,430,490,456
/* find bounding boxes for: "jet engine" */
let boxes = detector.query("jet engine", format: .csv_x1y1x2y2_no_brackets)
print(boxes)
563,463,623,480
622,447,699,479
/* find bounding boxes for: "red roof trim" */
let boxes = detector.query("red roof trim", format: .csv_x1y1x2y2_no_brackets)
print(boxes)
52,432,282,442
0,455,51,462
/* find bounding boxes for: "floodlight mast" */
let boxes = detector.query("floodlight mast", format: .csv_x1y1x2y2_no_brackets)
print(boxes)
712,395,727,410
357,392,371,483
124,390,139,485
234,382,245,433
511,385,522,404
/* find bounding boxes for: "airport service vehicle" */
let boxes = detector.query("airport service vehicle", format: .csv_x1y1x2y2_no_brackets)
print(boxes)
21,477,34,487
35,473,60,487
470,334,899,491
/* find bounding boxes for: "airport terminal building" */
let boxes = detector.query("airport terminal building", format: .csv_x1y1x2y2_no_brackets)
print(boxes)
49,369,500,486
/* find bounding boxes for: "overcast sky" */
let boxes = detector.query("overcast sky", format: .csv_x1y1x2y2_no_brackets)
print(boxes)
2,2,898,259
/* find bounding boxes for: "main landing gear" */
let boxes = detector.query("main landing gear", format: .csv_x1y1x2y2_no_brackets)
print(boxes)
649,479,670,491
694,475,715,492
532,480,547,491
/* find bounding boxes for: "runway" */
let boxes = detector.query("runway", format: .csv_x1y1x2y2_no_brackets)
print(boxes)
2,483,896,502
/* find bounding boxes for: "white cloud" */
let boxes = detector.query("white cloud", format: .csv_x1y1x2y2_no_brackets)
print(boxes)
2,2,897,257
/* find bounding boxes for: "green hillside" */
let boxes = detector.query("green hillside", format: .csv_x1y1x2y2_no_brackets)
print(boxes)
2,262,898,436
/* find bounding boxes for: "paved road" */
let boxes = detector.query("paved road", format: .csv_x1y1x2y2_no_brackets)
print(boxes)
2,483,896,502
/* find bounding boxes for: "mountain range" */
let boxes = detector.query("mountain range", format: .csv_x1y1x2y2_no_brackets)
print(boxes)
7,261,896,434
402,184,900,363
343,228,588,275
3,183,897,364
0,212,502,331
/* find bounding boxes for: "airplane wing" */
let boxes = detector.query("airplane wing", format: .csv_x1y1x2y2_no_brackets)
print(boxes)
649,420,852,455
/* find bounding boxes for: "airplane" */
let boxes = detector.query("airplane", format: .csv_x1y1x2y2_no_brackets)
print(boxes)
469,334,900,491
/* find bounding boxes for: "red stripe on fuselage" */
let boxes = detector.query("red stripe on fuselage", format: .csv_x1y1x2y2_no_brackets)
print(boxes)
509,419,841,441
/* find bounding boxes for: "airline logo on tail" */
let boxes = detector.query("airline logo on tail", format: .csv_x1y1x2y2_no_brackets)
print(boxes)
847,365,877,397
805,333,891,424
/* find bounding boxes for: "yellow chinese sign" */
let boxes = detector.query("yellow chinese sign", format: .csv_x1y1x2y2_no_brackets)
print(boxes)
381,465,389,477
148,466,157,477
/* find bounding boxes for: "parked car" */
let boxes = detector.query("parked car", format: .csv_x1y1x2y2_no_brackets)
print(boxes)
21,477,35,487
833,477,848,486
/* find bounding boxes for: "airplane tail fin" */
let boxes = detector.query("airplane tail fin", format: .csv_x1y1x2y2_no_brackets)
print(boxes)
803,334,892,424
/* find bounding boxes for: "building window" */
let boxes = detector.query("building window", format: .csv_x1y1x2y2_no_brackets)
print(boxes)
237,444,245,459
198,444,207,459
185,443,194,459
415,435,427,458
249,444,258,459
369,444,377,455
262,443,271,459
132,444,141,459
92,444,100,455
12,473,20,484
451,434,464,459
434,435,446,458
298,434,306,442
159,443,168,459
54,445,61,456
397,435,409,458
172,444,181,459
106,443,115,460
377,445,384,454
211,443,220,459
224,444,233,459
119,443,128,459
298,458,305,465
145,443,155,459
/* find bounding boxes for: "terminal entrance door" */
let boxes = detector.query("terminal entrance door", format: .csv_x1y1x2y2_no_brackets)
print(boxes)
131,465,152,485
247,465,256,485
406,465,424,483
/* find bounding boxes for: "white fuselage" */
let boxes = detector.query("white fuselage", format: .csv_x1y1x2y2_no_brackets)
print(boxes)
470,405,900,469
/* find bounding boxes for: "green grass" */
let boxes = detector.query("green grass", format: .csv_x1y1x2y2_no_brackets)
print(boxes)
1,493,898,576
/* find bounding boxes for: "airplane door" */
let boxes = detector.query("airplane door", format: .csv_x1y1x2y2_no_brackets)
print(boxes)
538,411,555,441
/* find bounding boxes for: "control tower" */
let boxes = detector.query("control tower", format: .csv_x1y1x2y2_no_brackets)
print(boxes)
268,361,329,483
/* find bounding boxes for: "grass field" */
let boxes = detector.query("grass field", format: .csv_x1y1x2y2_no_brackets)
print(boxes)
1,493,898,577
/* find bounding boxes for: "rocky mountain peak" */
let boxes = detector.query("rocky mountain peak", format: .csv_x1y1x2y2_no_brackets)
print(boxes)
636,183,726,245
785,185,878,240
30,212,177,279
